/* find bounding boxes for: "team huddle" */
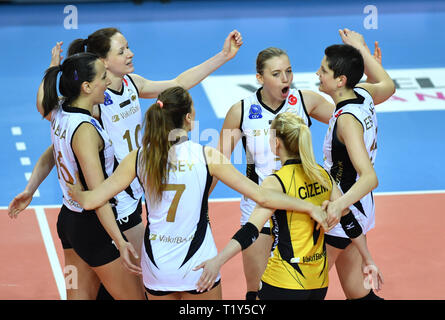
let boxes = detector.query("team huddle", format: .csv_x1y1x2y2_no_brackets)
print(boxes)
8,27,395,300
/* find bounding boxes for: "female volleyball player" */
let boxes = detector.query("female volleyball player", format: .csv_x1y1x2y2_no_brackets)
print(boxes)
67,87,333,300
38,52,144,299
11,28,243,298
195,112,383,300
319,28,395,300
211,42,381,300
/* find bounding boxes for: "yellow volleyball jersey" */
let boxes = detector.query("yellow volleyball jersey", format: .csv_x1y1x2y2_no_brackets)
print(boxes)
261,159,332,290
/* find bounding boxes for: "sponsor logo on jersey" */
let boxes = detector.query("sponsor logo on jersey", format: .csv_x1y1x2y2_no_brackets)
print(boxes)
112,115,120,122
103,92,113,106
288,94,297,105
248,104,262,119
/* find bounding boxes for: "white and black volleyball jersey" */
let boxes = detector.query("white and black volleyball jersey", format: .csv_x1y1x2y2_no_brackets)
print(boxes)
323,87,378,218
50,104,115,213
136,139,219,291
98,75,143,219
239,88,311,221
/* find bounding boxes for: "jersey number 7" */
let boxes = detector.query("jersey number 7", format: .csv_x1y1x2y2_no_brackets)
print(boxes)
163,184,186,222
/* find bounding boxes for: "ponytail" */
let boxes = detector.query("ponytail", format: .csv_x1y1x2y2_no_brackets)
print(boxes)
298,125,330,189
139,86,193,202
67,38,88,56
42,65,62,117
140,101,174,202
68,28,121,59
41,52,99,117
271,112,330,189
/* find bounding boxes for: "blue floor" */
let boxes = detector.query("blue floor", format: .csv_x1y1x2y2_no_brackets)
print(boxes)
1,0,444,206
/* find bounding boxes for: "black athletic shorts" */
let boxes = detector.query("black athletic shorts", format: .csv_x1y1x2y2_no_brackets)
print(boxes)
258,281,328,300
116,199,143,232
57,205,125,267
324,234,352,250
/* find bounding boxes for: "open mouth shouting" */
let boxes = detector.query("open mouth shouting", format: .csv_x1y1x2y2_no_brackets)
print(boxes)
281,86,290,98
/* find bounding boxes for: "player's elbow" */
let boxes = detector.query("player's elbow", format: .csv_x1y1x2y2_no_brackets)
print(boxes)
255,189,271,208
371,172,379,190
82,200,94,211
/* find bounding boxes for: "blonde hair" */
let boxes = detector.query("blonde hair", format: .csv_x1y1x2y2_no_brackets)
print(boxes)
271,112,330,189
256,47,288,75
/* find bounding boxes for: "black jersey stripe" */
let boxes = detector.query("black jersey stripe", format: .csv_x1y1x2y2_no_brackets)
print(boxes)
143,201,159,269
274,209,305,278
298,89,312,127
179,147,212,268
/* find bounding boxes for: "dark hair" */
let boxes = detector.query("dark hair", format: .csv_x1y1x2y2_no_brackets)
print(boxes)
256,47,288,75
42,52,99,116
68,27,121,58
324,44,364,89
140,86,193,201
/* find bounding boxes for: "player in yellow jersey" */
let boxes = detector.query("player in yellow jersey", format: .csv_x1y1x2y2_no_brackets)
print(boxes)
195,112,383,300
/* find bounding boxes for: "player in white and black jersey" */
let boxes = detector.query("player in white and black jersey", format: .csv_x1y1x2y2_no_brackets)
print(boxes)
31,28,243,260
16,28,243,299
316,29,395,300
211,47,337,300
17,53,144,299
67,86,334,300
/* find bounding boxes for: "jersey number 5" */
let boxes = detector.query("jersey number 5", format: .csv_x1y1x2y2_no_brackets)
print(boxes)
163,184,186,222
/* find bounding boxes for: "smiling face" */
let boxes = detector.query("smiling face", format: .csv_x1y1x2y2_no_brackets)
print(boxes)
102,32,135,77
257,54,293,103
316,55,338,95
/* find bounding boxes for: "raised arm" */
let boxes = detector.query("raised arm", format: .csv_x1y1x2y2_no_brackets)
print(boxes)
37,41,64,120
130,30,243,99
339,29,395,104
8,145,55,219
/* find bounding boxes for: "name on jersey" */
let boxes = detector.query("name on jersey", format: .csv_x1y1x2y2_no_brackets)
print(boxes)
298,181,329,200
51,119,66,140
169,160,195,172
111,105,140,123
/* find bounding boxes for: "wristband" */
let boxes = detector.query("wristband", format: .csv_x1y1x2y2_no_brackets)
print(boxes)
232,222,259,250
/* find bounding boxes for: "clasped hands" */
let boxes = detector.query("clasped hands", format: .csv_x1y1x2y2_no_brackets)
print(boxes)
311,200,344,232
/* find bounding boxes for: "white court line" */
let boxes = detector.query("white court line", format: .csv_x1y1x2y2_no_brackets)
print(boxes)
0,188,443,300
374,190,445,196
34,206,66,300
